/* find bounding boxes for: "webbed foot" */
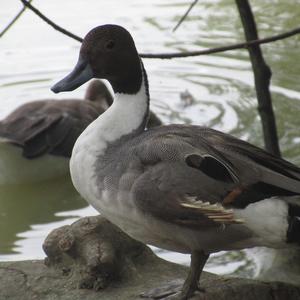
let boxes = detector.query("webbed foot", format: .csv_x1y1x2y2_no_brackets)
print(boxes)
140,279,205,299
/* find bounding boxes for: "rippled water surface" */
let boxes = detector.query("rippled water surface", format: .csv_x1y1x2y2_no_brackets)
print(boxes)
0,0,300,277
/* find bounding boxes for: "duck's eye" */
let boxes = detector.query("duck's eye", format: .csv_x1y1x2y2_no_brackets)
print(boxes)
105,40,115,50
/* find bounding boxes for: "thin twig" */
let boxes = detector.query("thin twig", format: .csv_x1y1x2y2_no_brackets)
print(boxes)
19,0,300,59
140,27,300,58
0,0,33,38
20,0,82,42
173,0,199,32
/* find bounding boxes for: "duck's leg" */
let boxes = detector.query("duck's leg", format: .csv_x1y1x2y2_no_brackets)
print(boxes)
179,250,209,299
140,250,209,300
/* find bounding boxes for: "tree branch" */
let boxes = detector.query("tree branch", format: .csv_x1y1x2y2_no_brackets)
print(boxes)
19,0,300,60
172,0,199,32
19,0,82,42
140,27,300,58
0,0,33,38
236,0,281,156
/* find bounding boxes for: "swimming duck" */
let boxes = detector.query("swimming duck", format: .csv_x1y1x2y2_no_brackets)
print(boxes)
0,80,113,184
52,25,300,299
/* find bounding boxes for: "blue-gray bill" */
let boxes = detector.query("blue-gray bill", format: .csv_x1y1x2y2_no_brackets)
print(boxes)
51,57,93,93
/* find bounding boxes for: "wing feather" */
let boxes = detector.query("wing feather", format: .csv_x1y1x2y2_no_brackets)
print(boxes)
130,125,300,227
0,100,101,158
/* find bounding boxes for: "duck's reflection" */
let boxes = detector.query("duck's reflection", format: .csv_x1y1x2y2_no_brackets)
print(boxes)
0,174,87,255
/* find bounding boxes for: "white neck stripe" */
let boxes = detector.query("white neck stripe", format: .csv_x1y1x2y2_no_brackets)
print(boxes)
69,78,148,200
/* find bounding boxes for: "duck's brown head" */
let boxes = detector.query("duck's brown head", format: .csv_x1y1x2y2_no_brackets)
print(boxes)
52,24,142,94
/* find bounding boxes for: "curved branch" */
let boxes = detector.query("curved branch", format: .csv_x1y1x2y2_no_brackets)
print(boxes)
0,0,33,38
19,0,82,42
20,0,300,59
140,27,300,58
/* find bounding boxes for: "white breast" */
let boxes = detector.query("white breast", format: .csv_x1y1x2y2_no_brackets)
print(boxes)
69,81,148,210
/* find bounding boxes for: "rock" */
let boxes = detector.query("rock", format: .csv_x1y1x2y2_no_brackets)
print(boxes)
0,215,299,300
43,216,147,291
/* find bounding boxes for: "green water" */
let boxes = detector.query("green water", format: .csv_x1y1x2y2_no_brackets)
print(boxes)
0,0,299,276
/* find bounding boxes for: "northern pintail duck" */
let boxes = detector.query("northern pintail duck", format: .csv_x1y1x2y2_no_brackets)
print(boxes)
52,25,300,299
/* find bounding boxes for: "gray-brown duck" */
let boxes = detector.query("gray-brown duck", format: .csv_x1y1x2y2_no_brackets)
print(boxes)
52,24,300,299
0,80,112,184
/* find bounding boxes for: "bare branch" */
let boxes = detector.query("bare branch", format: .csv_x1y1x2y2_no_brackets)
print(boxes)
140,27,300,58
19,0,300,60
173,0,199,32
19,0,82,42
236,0,280,156
0,0,33,38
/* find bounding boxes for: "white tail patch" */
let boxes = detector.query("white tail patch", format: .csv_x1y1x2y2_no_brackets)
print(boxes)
234,198,289,246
